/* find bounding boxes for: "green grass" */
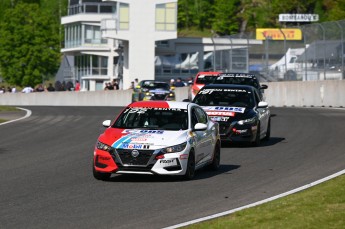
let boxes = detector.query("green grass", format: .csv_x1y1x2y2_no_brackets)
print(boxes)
0,106,20,123
185,175,345,228
0,106,18,112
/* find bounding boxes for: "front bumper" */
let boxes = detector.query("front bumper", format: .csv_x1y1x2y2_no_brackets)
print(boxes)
219,123,258,142
93,146,189,176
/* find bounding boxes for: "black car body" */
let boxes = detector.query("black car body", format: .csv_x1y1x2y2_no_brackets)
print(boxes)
213,73,268,100
132,80,175,102
192,84,270,146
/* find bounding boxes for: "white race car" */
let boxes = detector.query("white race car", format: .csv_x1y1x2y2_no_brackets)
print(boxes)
93,101,221,180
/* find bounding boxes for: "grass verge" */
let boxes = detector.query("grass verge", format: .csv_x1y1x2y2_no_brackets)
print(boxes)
0,106,20,123
0,106,18,112
185,175,345,228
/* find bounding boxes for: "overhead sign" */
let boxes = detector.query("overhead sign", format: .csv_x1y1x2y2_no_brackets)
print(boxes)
279,14,319,22
256,28,302,40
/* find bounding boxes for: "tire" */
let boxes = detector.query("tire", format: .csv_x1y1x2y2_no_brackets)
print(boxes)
208,143,220,171
252,122,261,147
183,151,195,180
93,165,111,181
263,119,271,141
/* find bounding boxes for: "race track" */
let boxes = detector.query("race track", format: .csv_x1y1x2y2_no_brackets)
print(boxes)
0,106,345,229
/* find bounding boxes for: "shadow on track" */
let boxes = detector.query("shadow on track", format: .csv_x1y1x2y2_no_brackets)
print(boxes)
221,137,285,148
101,164,240,183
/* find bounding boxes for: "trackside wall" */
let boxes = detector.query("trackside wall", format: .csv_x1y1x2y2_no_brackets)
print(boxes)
0,81,344,107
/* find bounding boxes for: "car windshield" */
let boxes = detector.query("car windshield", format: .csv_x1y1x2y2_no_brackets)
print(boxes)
213,76,259,89
142,82,170,90
193,88,255,108
113,107,188,130
195,75,218,84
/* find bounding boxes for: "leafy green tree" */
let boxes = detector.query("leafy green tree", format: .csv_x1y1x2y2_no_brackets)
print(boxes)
212,0,241,35
0,3,60,87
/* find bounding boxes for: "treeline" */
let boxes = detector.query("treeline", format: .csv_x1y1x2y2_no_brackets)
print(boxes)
178,0,345,36
0,0,344,87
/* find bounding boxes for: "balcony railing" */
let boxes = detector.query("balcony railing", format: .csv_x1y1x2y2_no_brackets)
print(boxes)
68,3,116,16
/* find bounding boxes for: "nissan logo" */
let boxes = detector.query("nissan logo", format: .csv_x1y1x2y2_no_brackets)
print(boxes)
131,150,140,158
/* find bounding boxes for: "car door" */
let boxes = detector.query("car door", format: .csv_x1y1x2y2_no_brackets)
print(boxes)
191,106,214,166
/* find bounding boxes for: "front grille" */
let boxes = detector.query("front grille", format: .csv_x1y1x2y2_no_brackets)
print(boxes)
116,149,155,166
153,94,167,100
117,165,154,172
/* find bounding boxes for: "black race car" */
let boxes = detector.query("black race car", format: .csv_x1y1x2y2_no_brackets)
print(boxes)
213,73,268,100
193,84,271,146
132,80,175,102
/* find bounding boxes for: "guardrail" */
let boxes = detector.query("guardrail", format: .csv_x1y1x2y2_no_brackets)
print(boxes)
0,81,344,108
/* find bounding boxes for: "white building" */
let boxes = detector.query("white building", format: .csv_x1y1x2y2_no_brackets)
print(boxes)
60,0,260,91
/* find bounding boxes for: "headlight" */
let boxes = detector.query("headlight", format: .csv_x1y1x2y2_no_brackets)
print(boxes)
145,92,151,96
161,142,187,154
96,141,112,151
169,93,174,97
238,117,256,125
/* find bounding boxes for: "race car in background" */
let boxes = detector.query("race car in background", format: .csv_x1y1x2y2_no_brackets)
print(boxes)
193,84,270,146
213,73,268,100
93,101,221,181
190,71,221,100
132,80,175,102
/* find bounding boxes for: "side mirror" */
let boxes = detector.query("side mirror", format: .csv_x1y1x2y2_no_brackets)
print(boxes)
258,101,268,108
194,123,207,131
170,86,175,90
102,120,111,127
260,84,268,90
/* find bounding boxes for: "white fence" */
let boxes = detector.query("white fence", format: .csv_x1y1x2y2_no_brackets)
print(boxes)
1,81,344,108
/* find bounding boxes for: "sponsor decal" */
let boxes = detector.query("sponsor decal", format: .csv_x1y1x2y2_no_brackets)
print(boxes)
121,143,150,149
210,116,230,122
130,138,148,142
204,106,245,113
160,159,178,166
218,73,255,79
207,111,235,117
122,129,164,134
160,159,175,164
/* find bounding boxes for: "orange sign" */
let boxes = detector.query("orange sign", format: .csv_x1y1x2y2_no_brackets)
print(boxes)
256,28,302,40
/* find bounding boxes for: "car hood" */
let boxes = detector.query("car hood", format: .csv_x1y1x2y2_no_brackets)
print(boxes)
98,128,188,150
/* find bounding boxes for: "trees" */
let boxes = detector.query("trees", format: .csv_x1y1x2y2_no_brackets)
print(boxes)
0,3,60,87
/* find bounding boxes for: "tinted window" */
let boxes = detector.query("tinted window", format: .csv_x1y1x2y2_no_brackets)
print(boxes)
114,107,188,130
194,88,255,108
196,75,218,84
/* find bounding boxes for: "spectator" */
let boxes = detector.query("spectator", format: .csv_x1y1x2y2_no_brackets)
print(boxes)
22,85,34,93
11,86,16,93
134,78,139,87
170,79,175,86
75,80,80,91
47,83,55,92
35,84,45,92
66,81,74,91
0,86,5,93
112,79,119,90
129,81,135,89
174,77,185,87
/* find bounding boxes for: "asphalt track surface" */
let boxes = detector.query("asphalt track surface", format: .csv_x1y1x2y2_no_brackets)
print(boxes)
0,106,345,229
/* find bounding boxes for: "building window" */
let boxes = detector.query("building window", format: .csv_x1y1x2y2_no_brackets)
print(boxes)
85,25,107,44
155,3,176,31
119,3,129,30
75,55,108,78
